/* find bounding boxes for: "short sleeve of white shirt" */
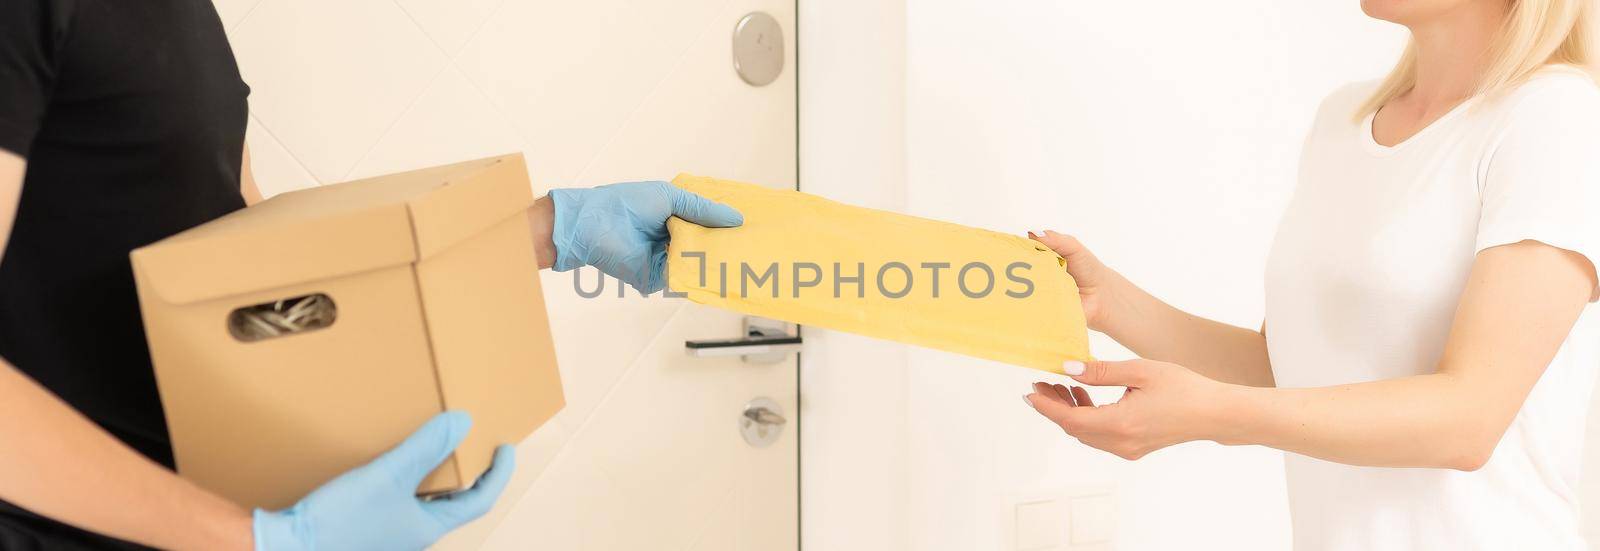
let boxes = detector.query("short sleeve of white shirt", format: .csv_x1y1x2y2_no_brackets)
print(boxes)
1475,74,1600,294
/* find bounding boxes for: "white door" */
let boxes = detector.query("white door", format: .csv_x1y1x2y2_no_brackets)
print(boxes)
222,0,799,549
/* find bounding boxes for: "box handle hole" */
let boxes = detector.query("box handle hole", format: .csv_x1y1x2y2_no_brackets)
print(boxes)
228,293,337,342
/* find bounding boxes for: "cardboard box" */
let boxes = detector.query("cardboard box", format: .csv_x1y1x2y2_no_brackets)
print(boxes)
131,154,563,509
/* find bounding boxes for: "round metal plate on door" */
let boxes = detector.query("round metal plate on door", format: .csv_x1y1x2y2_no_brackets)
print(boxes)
740,397,786,448
732,12,785,86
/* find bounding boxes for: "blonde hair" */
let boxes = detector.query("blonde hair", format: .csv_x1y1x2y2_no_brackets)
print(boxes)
1357,0,1598,117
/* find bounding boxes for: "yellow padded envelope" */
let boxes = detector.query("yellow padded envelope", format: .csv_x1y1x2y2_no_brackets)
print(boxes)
666,174,1091,374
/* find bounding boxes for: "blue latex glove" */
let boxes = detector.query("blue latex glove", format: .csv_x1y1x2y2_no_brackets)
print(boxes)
550,181,744,293
253,411,514,551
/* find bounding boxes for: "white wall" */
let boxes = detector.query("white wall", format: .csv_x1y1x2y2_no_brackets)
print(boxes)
901,3,1404,549
802,1,1412,549
1587,349,1600,542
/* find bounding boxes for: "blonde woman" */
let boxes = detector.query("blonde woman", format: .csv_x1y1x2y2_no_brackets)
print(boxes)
1023,0,1600,548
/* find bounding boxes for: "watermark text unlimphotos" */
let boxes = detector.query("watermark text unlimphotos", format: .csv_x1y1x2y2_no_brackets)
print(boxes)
574,251,1037,299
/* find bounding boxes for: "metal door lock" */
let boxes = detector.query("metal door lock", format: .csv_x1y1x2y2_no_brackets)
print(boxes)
732,12,785,86
739,397,786,448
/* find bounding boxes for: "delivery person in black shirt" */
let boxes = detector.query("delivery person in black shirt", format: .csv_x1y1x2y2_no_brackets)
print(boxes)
0,1,743,549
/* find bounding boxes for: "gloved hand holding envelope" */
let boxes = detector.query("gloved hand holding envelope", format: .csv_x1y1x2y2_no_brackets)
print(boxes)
666,174,1091,374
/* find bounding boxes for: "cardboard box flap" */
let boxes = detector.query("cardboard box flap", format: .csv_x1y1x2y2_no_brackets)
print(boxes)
131,203,419,305
404,154,534,260
130,154,532,306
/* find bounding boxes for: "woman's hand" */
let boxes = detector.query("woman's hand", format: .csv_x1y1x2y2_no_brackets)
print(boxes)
1028,230,1121,331
1028,230,1278,387
1024,359,1234,460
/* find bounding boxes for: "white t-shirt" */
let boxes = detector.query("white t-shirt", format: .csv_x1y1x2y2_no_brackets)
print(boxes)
1264,66,1600,550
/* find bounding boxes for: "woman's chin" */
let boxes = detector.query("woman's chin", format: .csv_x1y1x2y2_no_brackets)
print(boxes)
1360,0,1472,25
1360,0,1405,24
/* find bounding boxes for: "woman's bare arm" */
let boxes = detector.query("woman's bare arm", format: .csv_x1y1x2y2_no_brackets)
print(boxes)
1034,231,1275,387
1098,268,1274,387
1030,240,1595,470
0,150,253,550
1226,240,1593,468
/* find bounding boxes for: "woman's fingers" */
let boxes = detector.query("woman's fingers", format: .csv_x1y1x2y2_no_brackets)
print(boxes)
1070,386,1095,407
1030,382,1058,403
1024,392,1101,433
1068,359,1154,388
1047,382,1076,405
1028,382,1099,409
1031,382,1071,405
1024,393,1071,424
1028,230,1087,260
1050,383,1078,406
1032,382,1085,407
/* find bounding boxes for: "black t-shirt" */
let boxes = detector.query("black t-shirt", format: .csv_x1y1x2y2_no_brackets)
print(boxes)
0,0,248,548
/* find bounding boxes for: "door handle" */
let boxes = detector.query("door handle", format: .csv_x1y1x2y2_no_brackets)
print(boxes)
685,316,801,364
743,406,787,426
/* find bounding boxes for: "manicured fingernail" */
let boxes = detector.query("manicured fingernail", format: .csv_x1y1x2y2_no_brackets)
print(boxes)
1063,361,1085,376
1022,395,1035,408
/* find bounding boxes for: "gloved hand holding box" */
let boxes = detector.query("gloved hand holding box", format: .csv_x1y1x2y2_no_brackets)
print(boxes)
130,154,563,510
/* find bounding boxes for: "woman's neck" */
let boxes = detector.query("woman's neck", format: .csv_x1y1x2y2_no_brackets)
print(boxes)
1405,1,1510,107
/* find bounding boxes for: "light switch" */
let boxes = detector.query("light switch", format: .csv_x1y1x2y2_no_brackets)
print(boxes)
1014,499,1064,550
1068,493,1115,545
